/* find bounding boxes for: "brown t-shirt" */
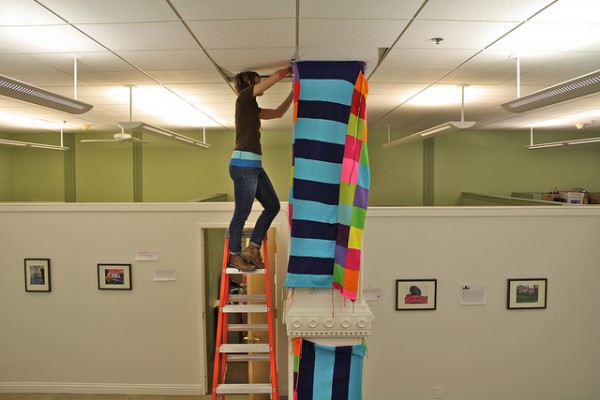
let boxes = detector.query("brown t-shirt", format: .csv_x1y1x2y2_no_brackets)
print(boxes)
234,86,262,155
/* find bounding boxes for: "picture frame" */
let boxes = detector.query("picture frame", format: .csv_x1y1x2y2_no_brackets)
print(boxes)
98,264,132,290
396,279,437,310
507,278,547,309
24,258,51,292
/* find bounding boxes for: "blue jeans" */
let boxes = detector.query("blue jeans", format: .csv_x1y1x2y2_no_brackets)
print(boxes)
228,165,280,253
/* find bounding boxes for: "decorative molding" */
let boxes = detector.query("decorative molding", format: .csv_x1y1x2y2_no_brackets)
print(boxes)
285,289,374,338
286,311,374,337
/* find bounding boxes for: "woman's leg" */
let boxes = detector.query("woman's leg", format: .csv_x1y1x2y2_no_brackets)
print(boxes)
248,168,280,248
228,165,259,254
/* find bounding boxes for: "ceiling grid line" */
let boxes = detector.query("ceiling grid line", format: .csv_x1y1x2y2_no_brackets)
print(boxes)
0,0,598,136
31,0,228,130
166,0,235,95
371,0,563,129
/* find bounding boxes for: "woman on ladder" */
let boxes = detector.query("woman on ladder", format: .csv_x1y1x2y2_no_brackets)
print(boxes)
227,66,293,271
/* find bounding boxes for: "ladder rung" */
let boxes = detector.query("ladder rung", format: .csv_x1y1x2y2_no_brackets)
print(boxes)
227,353,270,362
219,343,270,353
226,267,266,275
229,294,266,302
228,323,268,331
223,304,267,313
216,383,273,394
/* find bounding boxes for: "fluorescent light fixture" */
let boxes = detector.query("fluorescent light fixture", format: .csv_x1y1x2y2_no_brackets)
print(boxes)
0,139,27,147
502,69,600,113
526,138,600,149
526,126,600,149
420,121,475,137
0,74,93,114
567,137,600,146
174,136,194,144
0,138,68,151
382,121,475,148
118,122,211,148
0,110,68,130
383,85,475,148
526,141,566,149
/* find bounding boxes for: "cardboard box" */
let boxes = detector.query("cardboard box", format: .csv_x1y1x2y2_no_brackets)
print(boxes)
541,193,555,202
559,191,585,204
588,193,600,204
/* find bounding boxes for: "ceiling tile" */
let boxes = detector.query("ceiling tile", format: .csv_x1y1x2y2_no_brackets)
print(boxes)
117,50,214,70
1,0,599,135
300,19,413,49
0,25,106,53
392,20,520,50
37,0,177,23
170,0,295,20
208,48,296,74
300,0,424,19
187,19,295,49
416,0,555,21
489,21,600,53
0,0,65,25
530,0,600,23
76,22,198,51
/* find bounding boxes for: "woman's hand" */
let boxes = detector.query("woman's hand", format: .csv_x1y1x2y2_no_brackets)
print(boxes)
253,65,293,97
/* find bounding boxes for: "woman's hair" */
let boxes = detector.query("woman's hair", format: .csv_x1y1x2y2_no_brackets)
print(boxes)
234,71,260,95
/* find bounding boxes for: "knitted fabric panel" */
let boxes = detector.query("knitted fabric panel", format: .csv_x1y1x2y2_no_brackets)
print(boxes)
284,61,370,300
292,338,366,400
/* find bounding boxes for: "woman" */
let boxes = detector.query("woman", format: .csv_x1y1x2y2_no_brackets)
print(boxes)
228,67,293,271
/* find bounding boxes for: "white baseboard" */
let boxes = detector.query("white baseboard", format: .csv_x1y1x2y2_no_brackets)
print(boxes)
0,382,204,395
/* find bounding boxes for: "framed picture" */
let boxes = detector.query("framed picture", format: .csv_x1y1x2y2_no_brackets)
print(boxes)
396,279,437,310
98,264,132,290
24,258,51,292
507,278,547,309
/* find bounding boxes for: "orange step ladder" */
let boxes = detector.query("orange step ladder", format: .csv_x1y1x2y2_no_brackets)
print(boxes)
212,230,279,399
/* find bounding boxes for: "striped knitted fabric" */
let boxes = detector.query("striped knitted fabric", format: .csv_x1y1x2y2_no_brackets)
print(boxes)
292,338,366,400
284,61,370,300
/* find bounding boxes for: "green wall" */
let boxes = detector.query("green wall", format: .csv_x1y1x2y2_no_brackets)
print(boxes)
0,144,14,201
367,128,424,205
2,128,600,205
75,135,134,202
434,131,600,205
73,128,293,202
9,133,65,202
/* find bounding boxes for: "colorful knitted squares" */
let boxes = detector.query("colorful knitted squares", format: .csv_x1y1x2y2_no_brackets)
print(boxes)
284,61,369,300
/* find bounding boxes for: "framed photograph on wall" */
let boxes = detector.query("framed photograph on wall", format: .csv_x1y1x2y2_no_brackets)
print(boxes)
396,279,437,310
24,258,51,292
98,264,132,290
507,278,547,309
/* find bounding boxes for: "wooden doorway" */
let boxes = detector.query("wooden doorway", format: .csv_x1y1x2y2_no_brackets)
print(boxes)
203,227,277,398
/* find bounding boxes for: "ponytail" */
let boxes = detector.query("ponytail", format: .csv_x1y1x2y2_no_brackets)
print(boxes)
234,71,259,95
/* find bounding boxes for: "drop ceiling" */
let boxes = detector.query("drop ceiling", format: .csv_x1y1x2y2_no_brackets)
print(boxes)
0,0,599,140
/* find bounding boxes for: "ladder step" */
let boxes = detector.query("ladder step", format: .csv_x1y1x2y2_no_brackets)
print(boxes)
227,353,270,362
223,304,267,313
228,323,268,331
216,383,273,394
226,267,266,275
229,294,266,302
219,343,270,353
